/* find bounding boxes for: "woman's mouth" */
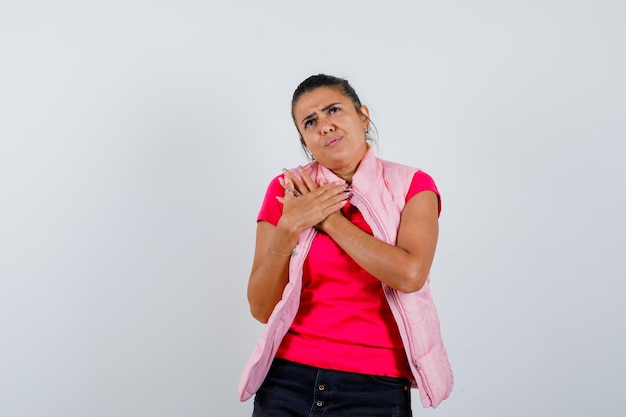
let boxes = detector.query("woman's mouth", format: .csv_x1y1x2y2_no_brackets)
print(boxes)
325,136,342,147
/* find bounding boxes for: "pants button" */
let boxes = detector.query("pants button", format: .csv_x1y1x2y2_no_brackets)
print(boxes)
318,384,325,391
316,400,323,407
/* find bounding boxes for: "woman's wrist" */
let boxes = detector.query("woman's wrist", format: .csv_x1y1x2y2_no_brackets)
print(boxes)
273,219,301,249
317,211,345,234
267,247,296,257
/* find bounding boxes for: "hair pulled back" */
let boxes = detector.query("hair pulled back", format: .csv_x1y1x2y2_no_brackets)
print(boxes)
291,74,376,160
291,74,363,119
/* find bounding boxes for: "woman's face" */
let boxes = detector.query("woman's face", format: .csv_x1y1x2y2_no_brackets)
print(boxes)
293,87,370,175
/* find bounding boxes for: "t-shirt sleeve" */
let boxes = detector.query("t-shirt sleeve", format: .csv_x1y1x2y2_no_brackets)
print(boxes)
257,174,284,226
406,170,442,216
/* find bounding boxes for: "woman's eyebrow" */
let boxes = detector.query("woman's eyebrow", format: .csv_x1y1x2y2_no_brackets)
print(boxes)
301,112,316,126
321,102,341,112
300,102,341,126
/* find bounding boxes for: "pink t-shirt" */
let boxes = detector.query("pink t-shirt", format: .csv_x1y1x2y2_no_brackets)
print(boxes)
257,170,440,378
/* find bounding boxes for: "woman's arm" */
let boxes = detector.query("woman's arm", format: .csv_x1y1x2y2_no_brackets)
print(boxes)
285,168,439,293
320,190,439,293
247,177,348,323
246,220,299,323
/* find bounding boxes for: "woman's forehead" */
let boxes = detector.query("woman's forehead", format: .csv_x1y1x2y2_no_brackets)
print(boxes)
293,87,348,114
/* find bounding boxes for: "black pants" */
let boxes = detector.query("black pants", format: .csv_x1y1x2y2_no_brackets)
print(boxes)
252,358,412,417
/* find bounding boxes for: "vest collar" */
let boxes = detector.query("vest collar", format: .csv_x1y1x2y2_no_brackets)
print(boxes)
314,146,381,193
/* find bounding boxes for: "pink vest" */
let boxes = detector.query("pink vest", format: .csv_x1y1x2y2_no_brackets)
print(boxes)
238,149,454,408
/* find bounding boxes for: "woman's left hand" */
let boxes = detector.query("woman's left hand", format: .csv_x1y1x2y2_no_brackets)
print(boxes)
280,167,347,229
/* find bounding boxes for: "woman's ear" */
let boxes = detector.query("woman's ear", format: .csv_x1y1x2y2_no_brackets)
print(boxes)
360,105,370,127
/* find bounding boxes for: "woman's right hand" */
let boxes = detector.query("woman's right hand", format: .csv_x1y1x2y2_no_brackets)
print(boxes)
277,169,348,234
247,171,348,323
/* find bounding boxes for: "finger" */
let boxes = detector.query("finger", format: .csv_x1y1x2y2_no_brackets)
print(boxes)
298,167,319,191
281,169,296,189
327,199,349,213
318,194,350,218
284,188,298,199
326,188,351,205
280,172,294,190
314,183,349,201
284,168,310,195
292,175,309,195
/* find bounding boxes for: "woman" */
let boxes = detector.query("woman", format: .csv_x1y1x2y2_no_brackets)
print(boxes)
239,74,453,416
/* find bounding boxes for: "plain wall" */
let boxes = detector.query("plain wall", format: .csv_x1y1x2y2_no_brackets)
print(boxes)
1,1,625,416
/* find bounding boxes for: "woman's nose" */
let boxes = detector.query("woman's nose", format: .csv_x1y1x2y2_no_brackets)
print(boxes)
319,116,334,133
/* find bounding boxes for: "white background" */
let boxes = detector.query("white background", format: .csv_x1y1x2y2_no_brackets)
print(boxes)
1,1,625,416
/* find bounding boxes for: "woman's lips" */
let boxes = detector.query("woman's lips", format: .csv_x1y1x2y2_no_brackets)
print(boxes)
325,136,342,147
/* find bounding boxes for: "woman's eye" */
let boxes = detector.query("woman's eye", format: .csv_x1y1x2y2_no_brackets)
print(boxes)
304,119,314,129
328,106,339,114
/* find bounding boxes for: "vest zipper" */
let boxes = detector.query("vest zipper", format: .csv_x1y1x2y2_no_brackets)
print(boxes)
350,188,432,402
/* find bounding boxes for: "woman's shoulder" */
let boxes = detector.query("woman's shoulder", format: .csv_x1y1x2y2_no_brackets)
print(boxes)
378,157,419,173
377,158,422,185
376,157,436,182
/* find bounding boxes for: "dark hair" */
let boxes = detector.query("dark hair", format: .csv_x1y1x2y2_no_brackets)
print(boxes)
291,74,376,160
291,74,363,119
